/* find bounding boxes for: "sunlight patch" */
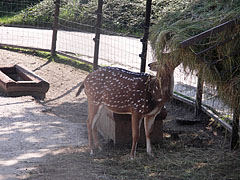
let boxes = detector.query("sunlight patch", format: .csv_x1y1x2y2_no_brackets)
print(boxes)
0,159,18,166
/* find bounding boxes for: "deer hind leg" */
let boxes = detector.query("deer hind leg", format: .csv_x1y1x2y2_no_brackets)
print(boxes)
92,105,103,151
87,103,103,155
130,114,143,158
144,115,156,156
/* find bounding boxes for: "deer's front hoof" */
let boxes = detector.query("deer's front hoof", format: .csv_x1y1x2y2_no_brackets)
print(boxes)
90,149,94,156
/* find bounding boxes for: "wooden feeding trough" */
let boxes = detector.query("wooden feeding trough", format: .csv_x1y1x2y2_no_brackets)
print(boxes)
96,107,167,145
0,64,49,99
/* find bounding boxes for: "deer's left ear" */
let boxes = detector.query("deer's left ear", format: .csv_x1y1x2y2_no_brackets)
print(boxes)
148,62,159,72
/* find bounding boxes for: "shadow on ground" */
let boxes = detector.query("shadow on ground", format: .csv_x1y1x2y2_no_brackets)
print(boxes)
48,99,88,123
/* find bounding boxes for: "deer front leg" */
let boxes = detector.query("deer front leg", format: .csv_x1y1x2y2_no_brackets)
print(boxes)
130,114,143,158
87,104,102,155
144,115,156,156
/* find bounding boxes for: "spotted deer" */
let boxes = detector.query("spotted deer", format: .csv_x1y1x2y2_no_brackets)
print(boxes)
76,66,174,158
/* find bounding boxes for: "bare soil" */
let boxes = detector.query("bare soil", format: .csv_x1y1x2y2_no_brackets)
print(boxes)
0,49,239,180
0,48,89,124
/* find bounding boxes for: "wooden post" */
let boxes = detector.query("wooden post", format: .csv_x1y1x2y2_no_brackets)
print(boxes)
139,0,152,73
195,75,203,117
231,106,239,150
93,0,103,70
51,0,60,57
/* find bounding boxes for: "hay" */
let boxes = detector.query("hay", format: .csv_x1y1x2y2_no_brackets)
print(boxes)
150,0,240,109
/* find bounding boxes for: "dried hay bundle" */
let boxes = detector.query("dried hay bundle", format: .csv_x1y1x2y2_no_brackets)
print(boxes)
150,0,240,109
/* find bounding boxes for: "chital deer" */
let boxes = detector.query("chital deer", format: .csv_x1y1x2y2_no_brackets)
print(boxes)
76,66,174,158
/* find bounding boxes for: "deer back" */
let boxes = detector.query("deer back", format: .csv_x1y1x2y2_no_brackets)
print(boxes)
83,67,161,114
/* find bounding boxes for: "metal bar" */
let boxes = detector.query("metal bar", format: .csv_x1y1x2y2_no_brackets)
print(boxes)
51,0,60,57
212,50,240,64
180,18,239,48
194,75,203,117
140,0,152,73
202,106,232,133
173,94,195,106
173,93,233,133
93,0,103,70
196,35,238,56
231,107,239,150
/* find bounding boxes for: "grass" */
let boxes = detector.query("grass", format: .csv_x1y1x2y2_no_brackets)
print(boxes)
26,134,240,180
0,15,22,25
86,136,239,180
0,46,93,72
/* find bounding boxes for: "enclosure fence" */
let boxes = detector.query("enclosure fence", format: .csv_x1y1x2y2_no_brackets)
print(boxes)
0,0,239,147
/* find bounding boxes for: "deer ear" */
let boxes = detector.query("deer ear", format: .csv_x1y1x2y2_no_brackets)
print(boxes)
148,62,159,71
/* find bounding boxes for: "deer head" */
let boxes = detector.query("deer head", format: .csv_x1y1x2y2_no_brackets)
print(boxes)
149,62,175,100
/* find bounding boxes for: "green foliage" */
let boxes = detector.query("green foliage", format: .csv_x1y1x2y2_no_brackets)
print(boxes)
0,0,41,16
0,0,173,36
19,0,55,27
102,0,145,36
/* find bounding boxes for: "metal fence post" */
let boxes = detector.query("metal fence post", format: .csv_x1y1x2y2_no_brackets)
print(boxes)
93,0,103,70
51,0,60,57
195,75,203,117
139,0,152,73
231,106,239,150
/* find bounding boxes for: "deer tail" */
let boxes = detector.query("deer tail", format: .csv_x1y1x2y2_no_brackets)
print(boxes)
76,82,85,97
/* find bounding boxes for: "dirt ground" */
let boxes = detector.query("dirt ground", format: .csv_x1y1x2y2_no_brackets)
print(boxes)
0,49,239,180
0,48,89,123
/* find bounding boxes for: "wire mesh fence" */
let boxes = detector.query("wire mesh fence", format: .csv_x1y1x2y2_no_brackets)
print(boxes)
0,0,155,70
0,0,52,51
174,65,233,123
0,0,237,134
202,84,233,123
56,1,96,64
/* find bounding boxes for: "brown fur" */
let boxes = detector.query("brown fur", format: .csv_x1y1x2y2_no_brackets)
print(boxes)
76,66,174,158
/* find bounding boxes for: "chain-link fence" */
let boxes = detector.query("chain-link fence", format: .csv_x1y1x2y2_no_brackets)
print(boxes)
0,0,153,71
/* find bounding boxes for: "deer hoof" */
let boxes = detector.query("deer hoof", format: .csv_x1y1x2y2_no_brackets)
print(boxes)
130,155,135,160
129,153,136,160
90,149,94,156
98,146,103,152
147,152,154,157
